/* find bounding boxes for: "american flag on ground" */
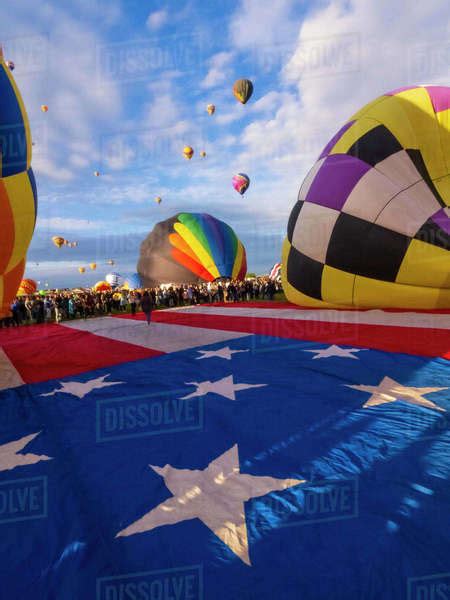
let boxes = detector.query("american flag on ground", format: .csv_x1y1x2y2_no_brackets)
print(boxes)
0,303,449,599
269,263,282,280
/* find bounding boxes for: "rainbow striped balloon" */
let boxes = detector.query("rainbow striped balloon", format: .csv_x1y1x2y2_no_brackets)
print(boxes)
0,47,37,316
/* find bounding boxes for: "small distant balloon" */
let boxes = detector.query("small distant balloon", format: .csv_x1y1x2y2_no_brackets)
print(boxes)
200,151,206,158
232,173,250,195
232,79,253,104
6,61,15,71
90,262,97,270
207,104,215,115
41,104,48,113
93,171,100,177
107,259,115,266
183,146,194,160
52,236,65,248
78,267,86,274
155,196,162,204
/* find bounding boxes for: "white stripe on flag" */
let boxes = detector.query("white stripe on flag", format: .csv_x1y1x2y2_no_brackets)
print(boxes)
0,348,24,390
61,317,251,353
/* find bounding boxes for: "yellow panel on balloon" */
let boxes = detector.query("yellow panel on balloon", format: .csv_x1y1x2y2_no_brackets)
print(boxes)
330,118,380,155
353,274,450,309
396,239,450,289
364,94,417,150
321,265,355,306
3,171,35,272
436,108,450,175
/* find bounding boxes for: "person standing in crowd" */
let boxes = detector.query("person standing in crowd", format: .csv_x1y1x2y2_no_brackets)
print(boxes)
140,290,153,325
129,292,137,316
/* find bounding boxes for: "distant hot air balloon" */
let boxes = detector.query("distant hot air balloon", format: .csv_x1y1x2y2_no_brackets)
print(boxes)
90,262,97,270
200,151,206,158
94,171,100,177
41,104,48,113
232,173,250,195
78,267,86,274
137,212,247,286
93,281,112,292
6,60,14,71
63,239,69,246
17,279,37,296
107,259,115,266
155,196,162,204
0,48,37,318
183,146,194,160
207,104,215,115
52,236,65,249
72,241,78,247
232,79,253,104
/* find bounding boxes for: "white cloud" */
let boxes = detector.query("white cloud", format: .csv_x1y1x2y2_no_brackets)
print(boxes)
146,10,168,31
35,217,94,231
201,51,234,89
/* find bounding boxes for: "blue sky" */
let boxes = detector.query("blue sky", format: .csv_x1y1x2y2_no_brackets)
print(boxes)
2,0,448,287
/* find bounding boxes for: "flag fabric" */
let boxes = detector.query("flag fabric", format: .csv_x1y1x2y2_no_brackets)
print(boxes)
269,263,281,280
0,304,449,599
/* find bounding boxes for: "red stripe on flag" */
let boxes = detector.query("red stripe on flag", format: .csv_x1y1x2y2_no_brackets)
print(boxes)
0,323,163,384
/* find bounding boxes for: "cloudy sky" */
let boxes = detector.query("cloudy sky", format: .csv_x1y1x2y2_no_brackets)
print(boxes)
2,0,448,287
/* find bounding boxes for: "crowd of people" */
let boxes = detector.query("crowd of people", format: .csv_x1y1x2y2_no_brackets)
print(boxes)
2,278,281,328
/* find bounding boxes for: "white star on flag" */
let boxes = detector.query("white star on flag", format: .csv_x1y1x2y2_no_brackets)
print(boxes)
196,346,250,361
116,444,305,565
180,375,266,401
40,374,124,399
347,376,447,410
0,432,52,472
303,345,367,360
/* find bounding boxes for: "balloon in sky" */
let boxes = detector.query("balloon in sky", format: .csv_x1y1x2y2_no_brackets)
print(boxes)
78,267,86,274
155,196,162,204
200,151,206,158
17,278,37,296
183,146,194,160
107,259,115,266
105,272,122,287
232,79,253,104
89,262,97,270
207,104,215,115
283,85,450,309
93,281,111,292
0,48,37,318
6,60,14,71
232,173,250,195
137,212,247,286
41,104,48,113
123,273,142,290
93,171,100,177
52,236,65,248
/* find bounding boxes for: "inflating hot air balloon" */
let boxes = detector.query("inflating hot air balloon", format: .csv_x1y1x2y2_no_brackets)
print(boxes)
41,105,48,113
6,60,14,71
90,262,97,270
155,196,162,204
78,267,86,274
0,48,37,317
137,213,247,286
93,281,112,292
123,273,142,290
232,173,250,195
200,151,206,158
232,79,253,104
207,104,215,115
283,85,450,309
183,146,194,160
105,272,122,287
52,236,65,248
17,279,37,296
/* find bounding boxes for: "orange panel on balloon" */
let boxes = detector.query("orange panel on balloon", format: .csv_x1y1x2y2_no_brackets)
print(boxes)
171,248,215,282
168,233,204,265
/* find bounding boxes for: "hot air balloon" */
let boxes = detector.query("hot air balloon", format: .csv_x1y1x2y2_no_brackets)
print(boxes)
232,79,253,104
183,146,194,160
52,236,65,249
232,173,250,195
17,279,37,296
93,281,112,292
200,151,206,158
90,262,97,270
283,85,450,309
6,60,14,71
94,171,100,177
107,259,115,266
78,267,86,274
105,272,122,287
155,196,162,204
0,48,37,317
137,213,247,286
41,104,48,113
72,241,78,247
63,239,69,246
207,104,215,115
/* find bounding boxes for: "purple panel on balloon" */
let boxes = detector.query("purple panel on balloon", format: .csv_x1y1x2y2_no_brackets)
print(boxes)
431,208,450,235
305,154,371,211
425,86,450,114
318,120,355,159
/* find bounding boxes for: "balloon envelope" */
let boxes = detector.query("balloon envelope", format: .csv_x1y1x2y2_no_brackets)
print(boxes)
283,85,450,309
232,79,253,104
41,105,48,112
0,50,37,316
17,278,37,295
78,267,85,274
137,212,247,286
232,173,250,195
207,104,215,115
52,236,65,248
105,272,122,287
93,281,112,292
183,146,194,160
